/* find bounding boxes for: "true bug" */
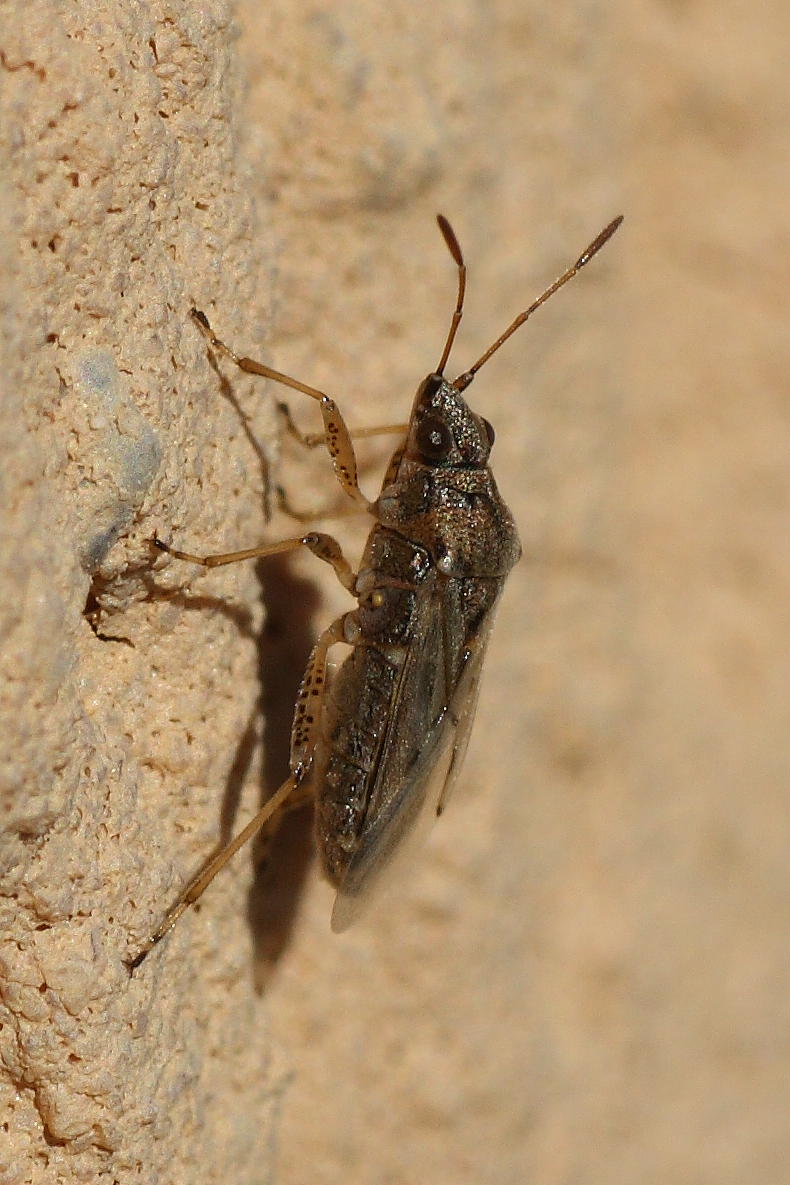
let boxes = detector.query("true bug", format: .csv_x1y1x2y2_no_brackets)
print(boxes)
129,213,622,967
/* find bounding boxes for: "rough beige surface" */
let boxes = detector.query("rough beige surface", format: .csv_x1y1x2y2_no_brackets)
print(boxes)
1,2,787,1184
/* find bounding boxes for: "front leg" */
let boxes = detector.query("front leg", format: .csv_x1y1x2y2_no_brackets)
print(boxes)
192,309,373,512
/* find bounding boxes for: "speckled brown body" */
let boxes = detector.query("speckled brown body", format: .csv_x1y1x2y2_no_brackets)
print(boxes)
309,373,521,907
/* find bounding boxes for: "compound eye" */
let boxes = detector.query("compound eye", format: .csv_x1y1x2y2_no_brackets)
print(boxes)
415,414,453,461
481,417,495,448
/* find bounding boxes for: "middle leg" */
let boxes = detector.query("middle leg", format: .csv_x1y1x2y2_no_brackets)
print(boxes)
154,529,357,593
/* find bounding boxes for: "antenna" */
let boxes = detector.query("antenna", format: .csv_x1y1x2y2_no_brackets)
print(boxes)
452,215,623,392
435,214,467,376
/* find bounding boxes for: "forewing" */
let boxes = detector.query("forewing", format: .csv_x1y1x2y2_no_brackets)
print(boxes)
331,578,500,931
434,611,495,819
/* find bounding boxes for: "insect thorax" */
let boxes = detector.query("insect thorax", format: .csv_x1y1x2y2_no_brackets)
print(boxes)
375,460,521,579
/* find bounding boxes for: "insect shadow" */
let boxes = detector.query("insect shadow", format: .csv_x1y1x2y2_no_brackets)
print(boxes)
245,554,321,981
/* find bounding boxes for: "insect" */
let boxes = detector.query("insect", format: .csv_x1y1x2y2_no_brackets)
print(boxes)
129,212,622,967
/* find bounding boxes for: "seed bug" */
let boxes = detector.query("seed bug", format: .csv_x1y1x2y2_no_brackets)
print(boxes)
129,212,622,967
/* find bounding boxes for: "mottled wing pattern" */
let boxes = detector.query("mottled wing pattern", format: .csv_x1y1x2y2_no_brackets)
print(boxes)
433,606,497,820
331,574,503,931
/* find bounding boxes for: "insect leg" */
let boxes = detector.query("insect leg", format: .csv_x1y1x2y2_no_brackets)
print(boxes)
154,530,357,592
277,401,406,449
128,614,347,970
127,771,301,969
192,309,375,512
290,614,347,773
275,406,407,521
242,613,347,880
273,484,358,524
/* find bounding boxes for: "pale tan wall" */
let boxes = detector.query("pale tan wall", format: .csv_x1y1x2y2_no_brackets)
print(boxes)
1,2,787,1184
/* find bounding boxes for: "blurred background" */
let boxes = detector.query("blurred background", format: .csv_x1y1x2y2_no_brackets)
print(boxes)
232,4,789,1183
